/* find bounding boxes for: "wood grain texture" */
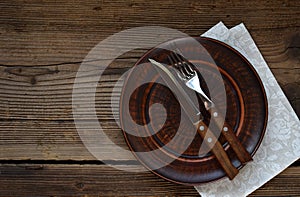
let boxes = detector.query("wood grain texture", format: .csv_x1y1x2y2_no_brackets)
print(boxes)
0,164,199,196
0,164,299,197
0,0,299,196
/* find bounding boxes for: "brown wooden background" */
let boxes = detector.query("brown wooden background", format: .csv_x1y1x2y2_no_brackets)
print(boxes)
0,0,299,196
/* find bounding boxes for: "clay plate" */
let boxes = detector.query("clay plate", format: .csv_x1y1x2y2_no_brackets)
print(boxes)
120,37,268,185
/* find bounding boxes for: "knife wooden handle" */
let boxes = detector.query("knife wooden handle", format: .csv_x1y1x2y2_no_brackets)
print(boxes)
196,122,238,180
209,106,253,164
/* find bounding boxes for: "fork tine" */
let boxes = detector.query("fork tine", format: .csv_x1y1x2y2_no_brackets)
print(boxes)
184,62,195,76
168,52,186,78
167,42,197,80
172,47,193,75
175,52,194,77
175,50,195,76
168,52,177,67
181,64,192,77
179,64,189,78
173,49,183,64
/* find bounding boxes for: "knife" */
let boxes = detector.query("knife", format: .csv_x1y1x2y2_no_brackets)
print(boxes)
149,58,238,180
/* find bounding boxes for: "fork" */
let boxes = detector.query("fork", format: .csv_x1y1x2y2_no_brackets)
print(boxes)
168,52,213,110
168,49,253,165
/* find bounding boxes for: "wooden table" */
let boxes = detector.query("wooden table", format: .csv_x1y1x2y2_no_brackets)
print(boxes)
0,0,299,196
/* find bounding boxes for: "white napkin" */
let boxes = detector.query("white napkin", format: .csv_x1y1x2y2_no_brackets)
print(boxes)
194,22,300,197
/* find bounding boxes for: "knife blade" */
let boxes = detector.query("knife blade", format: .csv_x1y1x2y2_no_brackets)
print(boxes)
149,58,202,125
149,58,239,180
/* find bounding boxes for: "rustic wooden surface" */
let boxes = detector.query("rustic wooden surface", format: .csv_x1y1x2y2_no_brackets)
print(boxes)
0,0,299,196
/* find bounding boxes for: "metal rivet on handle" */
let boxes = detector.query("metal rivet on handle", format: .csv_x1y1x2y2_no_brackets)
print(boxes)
213,112,218,117
199,126,205,131
223,127,228,132
207,137,212,143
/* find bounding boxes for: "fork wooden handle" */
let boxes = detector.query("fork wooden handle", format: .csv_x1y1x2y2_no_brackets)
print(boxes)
209,107,253,164
196,122,239,180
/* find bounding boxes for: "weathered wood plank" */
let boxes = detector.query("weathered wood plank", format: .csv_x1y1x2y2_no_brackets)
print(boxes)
0,164,199,196
0,164,298,196
0,0,299,65
0,120,129,160
0,60,298,121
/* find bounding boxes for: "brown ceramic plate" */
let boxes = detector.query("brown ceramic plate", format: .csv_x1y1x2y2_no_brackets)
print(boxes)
120,37,267,185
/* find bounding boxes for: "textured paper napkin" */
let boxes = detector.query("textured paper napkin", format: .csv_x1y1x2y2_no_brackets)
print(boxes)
194,22,300,197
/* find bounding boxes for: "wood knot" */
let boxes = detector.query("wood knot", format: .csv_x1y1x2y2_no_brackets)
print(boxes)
289,32,300,48
75,182,85,190
25,165,44,170
93,6,102,11
5,66,59,85
30,76,37,85
287,32,300,61
5,67,57,77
